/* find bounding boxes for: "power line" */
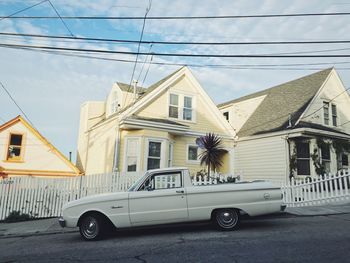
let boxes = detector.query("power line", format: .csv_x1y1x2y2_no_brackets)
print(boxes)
4,32,350,45
299,86,350,120
3,11,350,20
4,44,350,70
47,0,74,37
0,0,48,21
124,0,152,107
4,42,350,58
0,81,36,128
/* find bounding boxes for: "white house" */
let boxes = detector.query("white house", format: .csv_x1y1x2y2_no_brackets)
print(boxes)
218,68,350,182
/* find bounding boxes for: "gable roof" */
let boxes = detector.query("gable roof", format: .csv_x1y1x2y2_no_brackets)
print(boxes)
116,82,147,93
0,116,81,175
220,68,333,137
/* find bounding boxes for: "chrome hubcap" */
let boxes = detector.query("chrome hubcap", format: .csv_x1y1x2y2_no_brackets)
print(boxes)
82,217,98,238
217,210,237,228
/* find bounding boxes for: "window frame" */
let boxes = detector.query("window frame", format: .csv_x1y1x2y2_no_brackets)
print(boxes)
331,104,337,127
320,144,331,173
323,101,330,126
168,93,179,119
146,139,163,170
168,91,196,123
123,137,141,173
6,133,25,162
296,141,311,176
186,144,200,163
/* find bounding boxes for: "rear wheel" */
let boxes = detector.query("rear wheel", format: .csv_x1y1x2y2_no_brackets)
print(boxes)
214,209,240,230
79,214,105,241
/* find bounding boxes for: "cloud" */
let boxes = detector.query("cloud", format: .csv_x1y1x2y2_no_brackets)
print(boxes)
1,0,350,161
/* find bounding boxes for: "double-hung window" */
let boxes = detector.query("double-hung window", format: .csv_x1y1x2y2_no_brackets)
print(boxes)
296,141,310,175
169,93,195,121
321,144,331,173
323,102,330,125
183,96,193,121
147,141,162,170
331,104,337,126
342,154,349,167
169,94,179,118
126,138,139,172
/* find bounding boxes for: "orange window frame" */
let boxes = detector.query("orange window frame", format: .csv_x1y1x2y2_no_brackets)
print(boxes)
6,133,25,162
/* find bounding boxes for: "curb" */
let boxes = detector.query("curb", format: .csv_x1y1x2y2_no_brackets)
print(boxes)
0,229,78,239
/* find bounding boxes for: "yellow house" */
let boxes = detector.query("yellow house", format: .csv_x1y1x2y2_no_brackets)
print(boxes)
77,66,236,176
0,116,81,178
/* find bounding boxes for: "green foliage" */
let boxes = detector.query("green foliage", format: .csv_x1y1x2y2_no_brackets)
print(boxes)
289,146,297,179
4,211,33,223
310,148,326,176
196,133,228,178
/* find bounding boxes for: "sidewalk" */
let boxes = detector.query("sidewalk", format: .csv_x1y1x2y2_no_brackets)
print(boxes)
0,201,349,238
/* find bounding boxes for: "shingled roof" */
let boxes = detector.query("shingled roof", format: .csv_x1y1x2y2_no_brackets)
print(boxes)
220,68,333,137
116,82,147,93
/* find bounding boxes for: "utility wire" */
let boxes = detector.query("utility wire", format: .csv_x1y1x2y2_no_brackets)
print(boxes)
4,32,350,46
4,44,350,70
299,86,350,120
141,54,153,87
124,0,152,106
136,44,153,83
47,0,74,37
3,11,350,20
0,0,48,21
0,81,36,128
4,42,350,58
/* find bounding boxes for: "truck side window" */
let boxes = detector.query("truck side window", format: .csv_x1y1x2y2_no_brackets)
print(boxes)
149,172,182,190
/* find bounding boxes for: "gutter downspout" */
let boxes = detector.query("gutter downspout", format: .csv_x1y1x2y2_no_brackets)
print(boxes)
112,128,121,173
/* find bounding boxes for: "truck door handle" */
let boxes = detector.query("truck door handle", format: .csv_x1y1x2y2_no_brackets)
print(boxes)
176,190,184,194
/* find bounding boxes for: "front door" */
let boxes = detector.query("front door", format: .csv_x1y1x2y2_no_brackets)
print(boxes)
128,171,188,225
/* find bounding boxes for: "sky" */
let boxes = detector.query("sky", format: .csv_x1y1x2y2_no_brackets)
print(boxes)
1,0,350,163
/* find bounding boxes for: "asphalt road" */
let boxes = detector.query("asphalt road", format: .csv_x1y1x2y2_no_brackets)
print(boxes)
0,213,349,263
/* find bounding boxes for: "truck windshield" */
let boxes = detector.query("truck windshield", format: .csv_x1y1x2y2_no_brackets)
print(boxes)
128,172,149,192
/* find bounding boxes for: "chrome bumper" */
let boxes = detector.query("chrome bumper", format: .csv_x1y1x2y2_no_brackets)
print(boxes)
58,217,66,228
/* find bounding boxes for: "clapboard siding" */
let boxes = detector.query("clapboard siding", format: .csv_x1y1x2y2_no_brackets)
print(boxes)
235,135,288,182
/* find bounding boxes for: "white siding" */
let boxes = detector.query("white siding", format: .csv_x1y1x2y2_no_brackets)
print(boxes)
235,135,288,182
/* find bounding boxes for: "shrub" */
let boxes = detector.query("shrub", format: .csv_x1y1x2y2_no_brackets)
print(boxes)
4,211,33,223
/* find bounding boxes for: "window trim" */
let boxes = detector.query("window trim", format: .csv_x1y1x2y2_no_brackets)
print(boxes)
186,144,201,164
123,137,141,173
331,103,337,127
296,141,311,176
145,138,165,171
168,91,196,123
323,101,330,126
5,133,25,163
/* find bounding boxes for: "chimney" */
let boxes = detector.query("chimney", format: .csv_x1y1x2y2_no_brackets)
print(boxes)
133,80,138,101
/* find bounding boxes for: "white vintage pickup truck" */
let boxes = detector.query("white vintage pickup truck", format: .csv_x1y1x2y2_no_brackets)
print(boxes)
59,167,285,241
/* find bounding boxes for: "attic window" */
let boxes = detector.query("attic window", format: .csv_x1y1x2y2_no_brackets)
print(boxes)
7,134,23,161
323,102,329,125
331,104,337,126
169,94,179,118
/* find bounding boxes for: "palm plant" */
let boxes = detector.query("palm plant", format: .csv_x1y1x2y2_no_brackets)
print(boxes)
196,133,228,179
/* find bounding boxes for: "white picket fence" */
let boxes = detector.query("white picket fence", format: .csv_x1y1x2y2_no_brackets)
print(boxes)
1,169,349,220
282,169,350,207
0,172,141,221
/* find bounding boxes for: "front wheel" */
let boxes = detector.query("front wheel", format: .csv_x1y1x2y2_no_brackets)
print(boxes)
79,214,105,241
214,209,240,230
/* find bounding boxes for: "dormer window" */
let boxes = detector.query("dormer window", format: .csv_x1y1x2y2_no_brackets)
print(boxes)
169,93,195,122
